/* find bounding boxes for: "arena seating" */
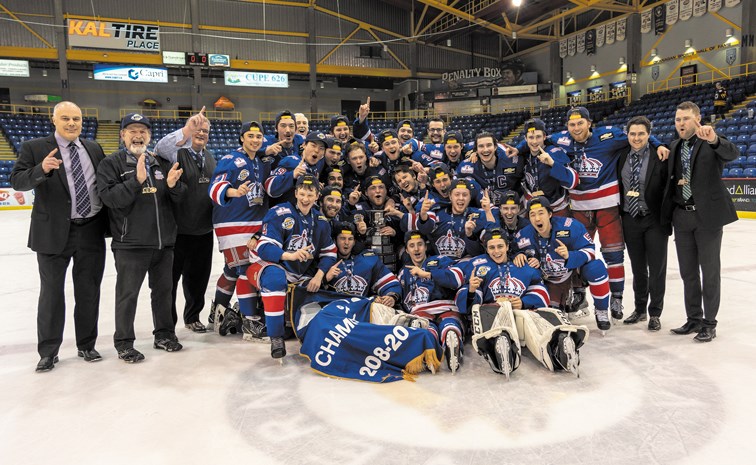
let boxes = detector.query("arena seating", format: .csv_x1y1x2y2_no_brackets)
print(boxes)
0,159,15,187
0,114,97,153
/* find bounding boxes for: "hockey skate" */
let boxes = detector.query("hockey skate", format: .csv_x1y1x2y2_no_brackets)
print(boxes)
270,337,286,364
610,292,624,323
567,288,590,319
555,333,580,378
494,334,515,380
242,316,270,343
444,331,462,374
595,308,611,336
218,304,242,336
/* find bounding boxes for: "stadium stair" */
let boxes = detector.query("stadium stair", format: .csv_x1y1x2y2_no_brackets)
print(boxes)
502,123,526,144
0,128,14,161
96,123,122,154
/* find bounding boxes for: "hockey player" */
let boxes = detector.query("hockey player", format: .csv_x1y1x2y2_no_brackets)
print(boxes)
294,113,309,137
343,141,385,196
438,229,584,377
421,117,446,162
248,175,338,359
520,118,578,215
457,131,524,206
440,131,465,171
396,119,423,154
330,97,371,146
373,129,428,186
261,110,305,169
208,121,272,341
392,162,429,213
320,185,347,226
498,190,529,259
325,222,402,307
323,165,344,190
415,179,498,259
513,107,669,320
398,231,465,373
514,197,613,334
265,131,328,205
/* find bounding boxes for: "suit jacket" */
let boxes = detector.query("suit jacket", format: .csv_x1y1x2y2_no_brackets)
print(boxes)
10,134,107,254
616,145,671,234
661,135,739,228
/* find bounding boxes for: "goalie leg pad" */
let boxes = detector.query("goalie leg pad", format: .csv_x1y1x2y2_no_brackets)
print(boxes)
471,303,521,374
514,307,589,372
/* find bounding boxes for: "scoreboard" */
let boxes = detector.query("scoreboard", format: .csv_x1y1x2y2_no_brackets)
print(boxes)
186,52,208,66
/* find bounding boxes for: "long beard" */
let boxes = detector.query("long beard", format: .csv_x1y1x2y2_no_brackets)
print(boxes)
129,144,147,156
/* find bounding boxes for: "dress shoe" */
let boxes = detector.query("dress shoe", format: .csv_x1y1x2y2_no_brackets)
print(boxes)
647,316,661,331
670,321,702,335
35,356,59,373
623,311,648,325
694,327,716,342
77,349,103,362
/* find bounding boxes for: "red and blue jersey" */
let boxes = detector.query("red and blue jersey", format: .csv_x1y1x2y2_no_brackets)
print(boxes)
515,216,597,284
521,145,578,212
416,207,499,259
327,251,401,298
456,148,525,205
254,202,337,280
209,149,272,250
265,154,325,204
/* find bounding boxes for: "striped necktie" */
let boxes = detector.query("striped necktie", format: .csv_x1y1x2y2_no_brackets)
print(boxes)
68,142,91,217
628,152,641,217
681,140,692,201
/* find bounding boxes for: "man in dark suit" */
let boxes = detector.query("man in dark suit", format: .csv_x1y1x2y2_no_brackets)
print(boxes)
662,101,739,342
10,101,107,372
616,116,671,331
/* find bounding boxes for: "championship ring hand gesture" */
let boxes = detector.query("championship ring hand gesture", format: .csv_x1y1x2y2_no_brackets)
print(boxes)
555,239,569,259
42,148,61,174
326,260,343,282
227,180,251,198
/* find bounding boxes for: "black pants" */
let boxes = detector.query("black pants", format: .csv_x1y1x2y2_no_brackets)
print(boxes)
621,212,668,317
113,248,176,351
171,232,214,325
36,220,106,357
714,104,727,119
672,208,723,328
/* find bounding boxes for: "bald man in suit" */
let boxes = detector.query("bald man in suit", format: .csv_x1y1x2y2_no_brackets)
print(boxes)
11,101,108,371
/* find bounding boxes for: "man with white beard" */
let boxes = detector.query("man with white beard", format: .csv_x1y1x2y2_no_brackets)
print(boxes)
96,114,187,363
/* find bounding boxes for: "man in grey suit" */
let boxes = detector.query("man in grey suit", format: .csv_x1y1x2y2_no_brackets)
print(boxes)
662,101,739,342
10,101,108,372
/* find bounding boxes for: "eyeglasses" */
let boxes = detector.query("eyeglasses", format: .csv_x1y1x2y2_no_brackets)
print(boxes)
428,128,444,132
195,128,210,134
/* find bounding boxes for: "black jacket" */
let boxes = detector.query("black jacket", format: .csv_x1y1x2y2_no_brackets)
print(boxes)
10,134,108,254
661,135,739,228
616,145,671,234
172,147,216,235
96,149,186,249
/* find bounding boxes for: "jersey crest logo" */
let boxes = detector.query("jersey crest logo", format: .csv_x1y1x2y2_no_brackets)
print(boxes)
577,155,603,178
334,274,369,296
489,275,527,298
247,181,264,205
460,164,474,174
234,157,247,168
282,217,295,230
404,285,430,308
524,171,538,191
429,149,443,160
557,136,571,146
435,230,466,258
556,230,570,238
287,229,312,251
541,253,568,279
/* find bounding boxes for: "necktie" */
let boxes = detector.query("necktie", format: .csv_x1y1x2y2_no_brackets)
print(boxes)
628,152,641,217
68,142,91,217
681,141,692,201
191,149,203,169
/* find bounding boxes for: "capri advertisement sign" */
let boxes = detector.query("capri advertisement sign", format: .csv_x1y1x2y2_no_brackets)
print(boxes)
224,71,289,88
93,65,168,83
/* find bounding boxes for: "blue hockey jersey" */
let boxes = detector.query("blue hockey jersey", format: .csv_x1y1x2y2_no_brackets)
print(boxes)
255,202,337,279
398,255,458,314
209,148,272,250
521,145,578,212
327,251,402,298
417,207,499,259
456,147,525,205
515,216,596,284
264,154,325,204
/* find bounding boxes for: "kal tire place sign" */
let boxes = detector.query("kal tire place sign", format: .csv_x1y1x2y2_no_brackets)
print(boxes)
68,20,160,52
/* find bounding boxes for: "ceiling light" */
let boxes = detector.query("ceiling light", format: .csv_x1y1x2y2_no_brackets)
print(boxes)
172,76,177,83
619,57,625,65
212,77,217,84
42,69,48,77
725,28,739,45
684,39,696,54
512,31,517,40
320,82,324,89
88,71,93,79
513,0,523,6
590,65,600,78
446,39,452,47
650,48,657,57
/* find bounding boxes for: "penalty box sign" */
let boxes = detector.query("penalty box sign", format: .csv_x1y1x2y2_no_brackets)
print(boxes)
68,19,160,52
224,71,288,88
